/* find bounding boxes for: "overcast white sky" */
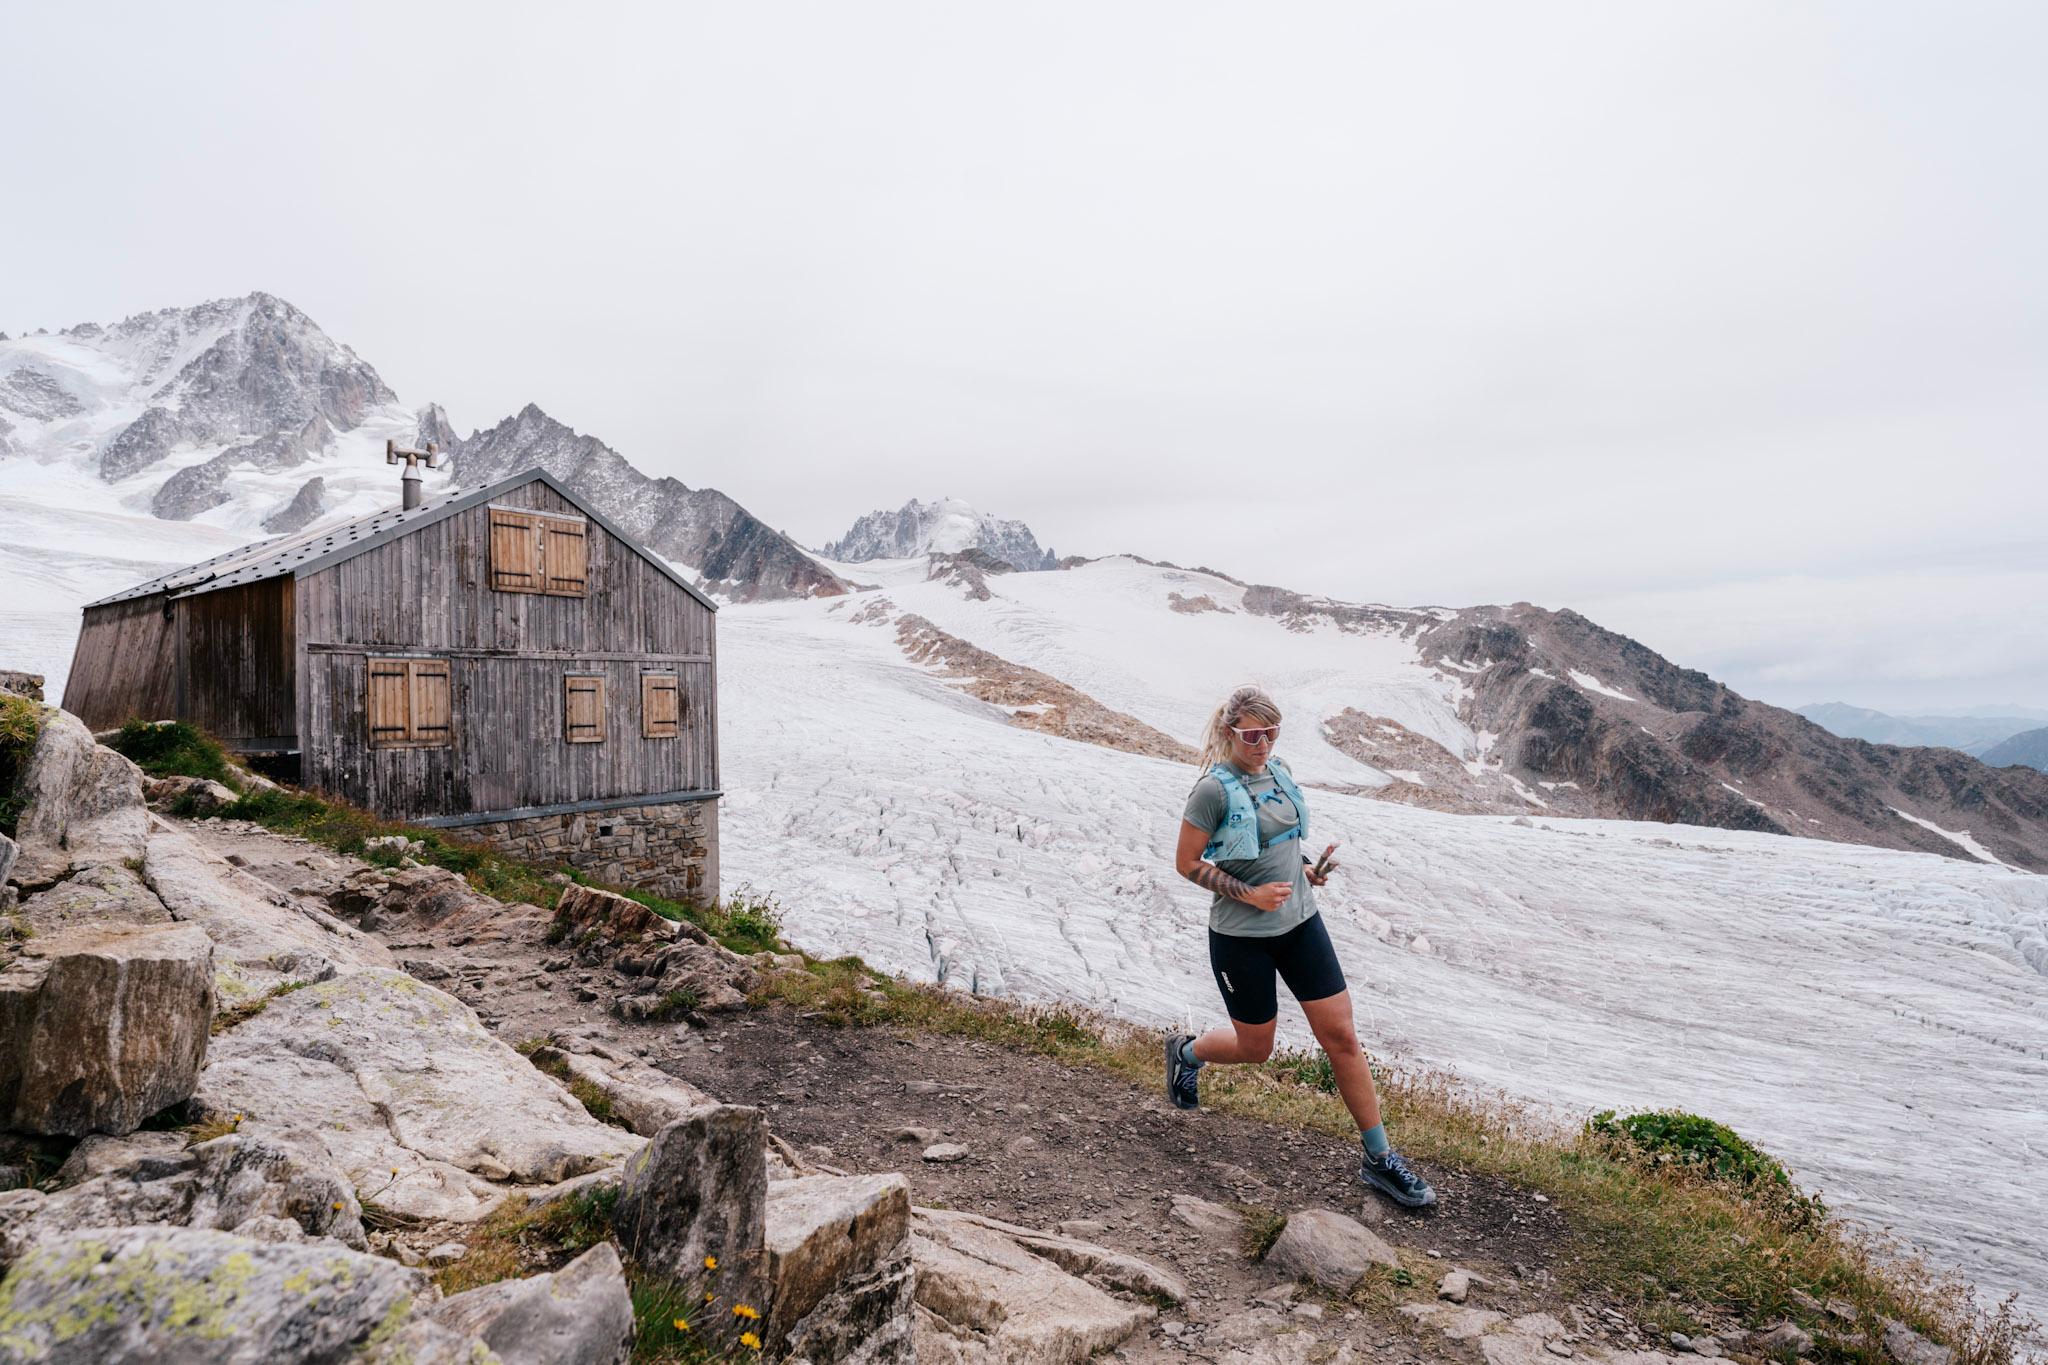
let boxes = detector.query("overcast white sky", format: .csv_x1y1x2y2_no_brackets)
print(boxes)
5,2,2044,713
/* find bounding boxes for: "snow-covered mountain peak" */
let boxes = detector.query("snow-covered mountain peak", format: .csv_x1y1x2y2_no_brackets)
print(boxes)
823,496,1056,571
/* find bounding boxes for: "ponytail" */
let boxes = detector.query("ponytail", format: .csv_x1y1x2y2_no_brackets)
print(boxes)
1196,685,1283,773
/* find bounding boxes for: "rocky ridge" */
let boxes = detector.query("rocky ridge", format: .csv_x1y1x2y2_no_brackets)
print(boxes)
449,403,848,602
823,497,1057,572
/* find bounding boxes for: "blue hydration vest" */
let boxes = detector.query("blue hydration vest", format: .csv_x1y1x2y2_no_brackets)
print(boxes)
1202,757,1308,863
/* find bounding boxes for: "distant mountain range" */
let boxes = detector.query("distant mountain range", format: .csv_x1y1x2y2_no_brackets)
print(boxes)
8,290,2047,868
822,497,1056,571
0,293,843,602
1980,727,2048,772
1794,702,2048,754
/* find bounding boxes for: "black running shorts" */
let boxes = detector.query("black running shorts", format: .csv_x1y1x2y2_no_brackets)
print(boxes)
1207,913,1347,1025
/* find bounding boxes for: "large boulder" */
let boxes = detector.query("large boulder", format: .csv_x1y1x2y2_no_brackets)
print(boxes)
9,708,147,887
3,1128,367,1265
0,1224,430,1364
0,922,214,1137
1261,1207,1399,1292
431,1241,634,1365
143,822,395,1005
198,967,641,1223
910,1206,1161,1363
612,1105,770,1314
765,1173,916,1363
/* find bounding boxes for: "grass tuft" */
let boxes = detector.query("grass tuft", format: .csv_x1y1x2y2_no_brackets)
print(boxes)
105,718,242,790
209,980,310,1035
0,693,45,837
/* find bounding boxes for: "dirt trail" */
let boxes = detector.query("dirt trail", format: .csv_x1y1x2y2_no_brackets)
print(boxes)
191,817,1667,1364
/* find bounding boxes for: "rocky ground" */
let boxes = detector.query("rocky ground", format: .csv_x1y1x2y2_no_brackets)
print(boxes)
191,815,1748,1365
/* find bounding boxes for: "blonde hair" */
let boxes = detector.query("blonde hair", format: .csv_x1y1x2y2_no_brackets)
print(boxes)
1197,685,1283,772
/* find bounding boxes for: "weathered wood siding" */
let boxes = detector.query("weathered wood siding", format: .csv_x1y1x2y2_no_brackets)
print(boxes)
296,478,717,819
175,578,297,746
62,596,178,731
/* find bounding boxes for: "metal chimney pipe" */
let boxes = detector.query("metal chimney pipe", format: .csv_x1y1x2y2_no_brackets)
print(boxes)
385,439,443,511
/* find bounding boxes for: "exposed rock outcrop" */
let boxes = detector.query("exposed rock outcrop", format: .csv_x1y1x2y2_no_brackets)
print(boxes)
0,923,214,1137
765,1173,916,1361
4,1127,366,1264
261,474,328,533
197,967,641,1223
432,1240,634,1365
0,1224,438,1364
909,1205,1167,1362
9,707,148,888
613,1106,770,1310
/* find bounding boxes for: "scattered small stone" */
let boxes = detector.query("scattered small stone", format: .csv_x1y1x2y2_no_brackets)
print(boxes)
1438,1269,1487,1304
1546,1343,1573,1358
1055,1219,1109,1237
1292,1303,1324,1320
892,1126,939,1145
904,1080,944,1094
1533,1193,1550,1203
425,1242,467,1265
1755,1322,1815,1357
1162,1322,1185,1338
1427,1249,1443,1259
1671,1332,1696,1352
1693,1336,1724,1358
922,1143,969,1163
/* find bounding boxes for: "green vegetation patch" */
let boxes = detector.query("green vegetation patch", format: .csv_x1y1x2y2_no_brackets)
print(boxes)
106,719,241,790
0,693,45,837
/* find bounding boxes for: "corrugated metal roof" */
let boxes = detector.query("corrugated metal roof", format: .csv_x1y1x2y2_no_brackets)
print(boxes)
84,468,718,612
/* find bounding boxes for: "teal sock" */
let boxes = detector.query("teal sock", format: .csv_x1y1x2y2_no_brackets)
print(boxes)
1179,1038,1204,1069
1361,1124,1390,1158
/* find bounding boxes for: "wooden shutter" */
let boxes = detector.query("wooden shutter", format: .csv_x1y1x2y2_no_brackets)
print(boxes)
408,660,452,747
489,509,544,592
368,660,412,748
541,515,588,597
369,658,453,749
565,674,607,743
642,672,680,738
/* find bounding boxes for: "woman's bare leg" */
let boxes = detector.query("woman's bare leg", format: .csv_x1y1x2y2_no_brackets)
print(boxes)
1298,989,1382,1132
1189,1016,1275,1065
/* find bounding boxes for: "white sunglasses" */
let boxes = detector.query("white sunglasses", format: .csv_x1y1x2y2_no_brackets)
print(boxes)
1229,724,1280,745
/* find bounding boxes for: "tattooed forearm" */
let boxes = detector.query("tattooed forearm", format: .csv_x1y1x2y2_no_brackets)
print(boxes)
1184,861,1257,902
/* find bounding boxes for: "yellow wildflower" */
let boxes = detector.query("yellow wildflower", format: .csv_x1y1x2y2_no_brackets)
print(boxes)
330,1201,343,1212
671,1316,690,1333
703,1254,718,1270
733,1304,760,1320
740,1331,762,1350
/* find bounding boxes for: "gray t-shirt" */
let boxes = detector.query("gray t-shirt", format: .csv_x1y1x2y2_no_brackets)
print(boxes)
1182,763,1317,938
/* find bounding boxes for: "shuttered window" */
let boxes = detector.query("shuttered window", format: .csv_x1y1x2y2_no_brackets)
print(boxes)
565,674,607,744
489,509,544,592
542,517,587,596
368,658,453,749
490,506,589,598
642,672,681,739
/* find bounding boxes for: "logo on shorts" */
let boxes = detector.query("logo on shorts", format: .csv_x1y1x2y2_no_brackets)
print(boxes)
1220,971,1234,993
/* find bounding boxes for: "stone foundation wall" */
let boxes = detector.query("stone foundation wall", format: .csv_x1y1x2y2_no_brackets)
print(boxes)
465,798,719,906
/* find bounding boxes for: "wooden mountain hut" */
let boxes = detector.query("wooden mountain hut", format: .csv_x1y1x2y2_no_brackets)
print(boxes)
64,468,720,904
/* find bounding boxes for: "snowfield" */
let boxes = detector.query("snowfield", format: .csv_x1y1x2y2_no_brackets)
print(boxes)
717,564,2048,1310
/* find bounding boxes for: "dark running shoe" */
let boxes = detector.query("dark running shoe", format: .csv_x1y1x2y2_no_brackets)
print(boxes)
1360,1146,1437,1208
1166,1034,1200,1110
